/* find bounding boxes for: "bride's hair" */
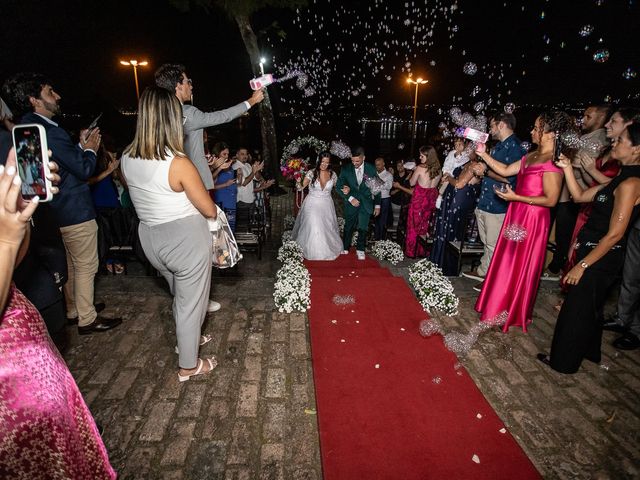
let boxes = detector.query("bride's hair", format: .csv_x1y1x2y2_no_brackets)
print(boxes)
311,151,333,185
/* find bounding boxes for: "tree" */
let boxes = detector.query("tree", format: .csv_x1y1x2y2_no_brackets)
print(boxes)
171,0,307,179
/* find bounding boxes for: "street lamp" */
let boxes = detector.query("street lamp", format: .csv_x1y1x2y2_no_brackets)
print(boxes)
120,59,149,101
406,76,428,159
259,57,267,76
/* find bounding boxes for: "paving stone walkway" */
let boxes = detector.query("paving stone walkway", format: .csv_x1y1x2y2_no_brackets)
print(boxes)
63,192,640,479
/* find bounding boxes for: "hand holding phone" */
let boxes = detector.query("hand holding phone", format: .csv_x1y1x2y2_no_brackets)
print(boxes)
83,113,102,141
12,124,53,202
81,128,101,152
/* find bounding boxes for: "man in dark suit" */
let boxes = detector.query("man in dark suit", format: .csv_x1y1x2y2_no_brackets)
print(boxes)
336,147,381,260
2,73,121,335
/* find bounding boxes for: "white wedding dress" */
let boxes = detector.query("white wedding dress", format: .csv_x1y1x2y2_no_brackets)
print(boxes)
291,170,343,260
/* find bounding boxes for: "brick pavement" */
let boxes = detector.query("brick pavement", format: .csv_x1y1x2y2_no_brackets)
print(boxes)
63,192,640,479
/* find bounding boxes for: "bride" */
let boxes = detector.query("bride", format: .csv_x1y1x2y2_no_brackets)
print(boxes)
291,152,344,260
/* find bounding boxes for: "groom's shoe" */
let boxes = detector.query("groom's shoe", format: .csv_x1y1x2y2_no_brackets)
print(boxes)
356,250,365,261
341,250,349,255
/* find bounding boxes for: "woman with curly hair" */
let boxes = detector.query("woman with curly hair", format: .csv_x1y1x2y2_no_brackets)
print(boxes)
474,111,574,331
404,145,441,257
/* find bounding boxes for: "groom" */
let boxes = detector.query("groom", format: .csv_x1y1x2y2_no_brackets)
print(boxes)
337,147,381,260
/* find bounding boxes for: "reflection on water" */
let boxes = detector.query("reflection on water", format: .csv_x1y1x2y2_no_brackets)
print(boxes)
362,118,429,159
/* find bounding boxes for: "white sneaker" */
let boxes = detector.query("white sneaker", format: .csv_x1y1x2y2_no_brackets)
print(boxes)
207,300,221,313
356,250,365,260
341,250,349,255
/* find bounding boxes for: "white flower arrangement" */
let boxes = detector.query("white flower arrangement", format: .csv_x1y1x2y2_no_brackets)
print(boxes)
273,261,311,313
277,240,304,264
337,216,345,234
281,135,329,167
408,259,459,316
371,240,404,265
283,214,296,230
274,234,311,313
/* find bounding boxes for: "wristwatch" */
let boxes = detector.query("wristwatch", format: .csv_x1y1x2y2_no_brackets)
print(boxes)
579,261,589,269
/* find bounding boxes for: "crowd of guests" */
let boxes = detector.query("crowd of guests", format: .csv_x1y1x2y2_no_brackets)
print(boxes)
370,106,640,375
0,64,268,477
1,59,639,477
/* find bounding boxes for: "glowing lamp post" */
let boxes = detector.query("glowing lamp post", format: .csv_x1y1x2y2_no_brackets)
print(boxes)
259,57,267,76
120,59,149,101
406,76,428,159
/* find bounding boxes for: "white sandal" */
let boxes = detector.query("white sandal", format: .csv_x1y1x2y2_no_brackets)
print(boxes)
177,357,217,382
174,334,213,354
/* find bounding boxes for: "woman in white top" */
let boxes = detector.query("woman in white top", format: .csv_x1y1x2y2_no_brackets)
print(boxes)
291,152,344,260
121,87,217,382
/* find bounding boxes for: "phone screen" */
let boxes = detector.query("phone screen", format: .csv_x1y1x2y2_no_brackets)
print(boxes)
553,133,563,164
14,126,47,200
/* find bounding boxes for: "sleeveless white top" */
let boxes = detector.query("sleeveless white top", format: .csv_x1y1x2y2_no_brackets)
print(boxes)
121,152,200,226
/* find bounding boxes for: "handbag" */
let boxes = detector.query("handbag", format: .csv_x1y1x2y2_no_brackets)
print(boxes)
209,207,243,269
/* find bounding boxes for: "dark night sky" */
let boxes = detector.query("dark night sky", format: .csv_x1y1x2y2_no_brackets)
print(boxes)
1,0,638,116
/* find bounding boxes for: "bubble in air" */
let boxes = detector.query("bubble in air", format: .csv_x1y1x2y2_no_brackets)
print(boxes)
463,62,478,75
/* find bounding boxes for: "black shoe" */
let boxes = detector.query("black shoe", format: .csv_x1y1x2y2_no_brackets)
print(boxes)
536,353,551,366
613,333,640,351
67,302,106,325
78,316,122,335
602,321,627,334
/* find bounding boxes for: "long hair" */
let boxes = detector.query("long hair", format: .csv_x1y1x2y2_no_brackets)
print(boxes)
627,121,640,147
124,87,185,160
311,151,332,185
418,145,441,178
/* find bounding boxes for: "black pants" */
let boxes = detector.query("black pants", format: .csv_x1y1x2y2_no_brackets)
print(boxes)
550,244,625,373
548,201,580,273
618,227,640,336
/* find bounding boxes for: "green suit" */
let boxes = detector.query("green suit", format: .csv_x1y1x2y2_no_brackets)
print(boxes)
336,162,381,251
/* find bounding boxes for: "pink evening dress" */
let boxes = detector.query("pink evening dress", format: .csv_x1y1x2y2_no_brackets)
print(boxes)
0,286,117,479
475,158,563,332
404,184,439,258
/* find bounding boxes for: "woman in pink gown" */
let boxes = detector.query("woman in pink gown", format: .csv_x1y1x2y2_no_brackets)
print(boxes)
405,145,441,257
0,151,116,479
474,112,573,331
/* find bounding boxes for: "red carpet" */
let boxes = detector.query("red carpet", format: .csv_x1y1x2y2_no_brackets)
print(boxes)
306,252,540,480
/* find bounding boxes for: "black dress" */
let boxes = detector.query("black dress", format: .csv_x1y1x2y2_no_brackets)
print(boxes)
550,165,640,373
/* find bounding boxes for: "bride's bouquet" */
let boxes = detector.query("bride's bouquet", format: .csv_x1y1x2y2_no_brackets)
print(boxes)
280,157,310,185
408,259,459,316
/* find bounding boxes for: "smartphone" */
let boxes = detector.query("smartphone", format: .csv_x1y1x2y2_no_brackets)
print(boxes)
553,131,563,164
83,112,102,141
12,124,53,202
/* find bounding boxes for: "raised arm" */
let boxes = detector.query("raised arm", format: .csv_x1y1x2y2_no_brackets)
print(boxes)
169,155,217,219
476,143,521,178
557,154,604,203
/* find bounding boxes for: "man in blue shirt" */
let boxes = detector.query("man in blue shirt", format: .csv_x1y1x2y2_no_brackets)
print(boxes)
464,113,526,290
